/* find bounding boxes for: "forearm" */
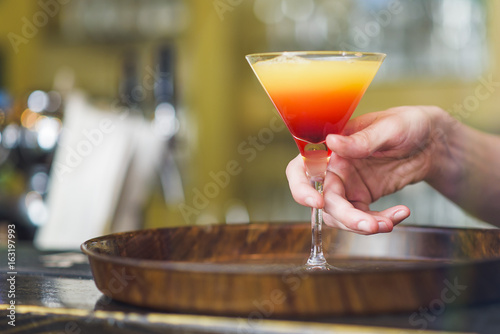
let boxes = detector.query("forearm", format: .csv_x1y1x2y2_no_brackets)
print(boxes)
425,110,500,226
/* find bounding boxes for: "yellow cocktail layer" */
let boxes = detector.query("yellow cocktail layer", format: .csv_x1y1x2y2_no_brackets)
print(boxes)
253,59,381,94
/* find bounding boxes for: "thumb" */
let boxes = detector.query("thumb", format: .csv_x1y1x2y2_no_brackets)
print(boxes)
327,110,408,159
327,129,381,159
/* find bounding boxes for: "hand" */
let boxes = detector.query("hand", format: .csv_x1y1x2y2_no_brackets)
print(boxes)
286,106,448,235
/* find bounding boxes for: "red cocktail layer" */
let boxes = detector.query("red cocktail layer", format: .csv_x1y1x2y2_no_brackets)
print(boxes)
270,87,363,156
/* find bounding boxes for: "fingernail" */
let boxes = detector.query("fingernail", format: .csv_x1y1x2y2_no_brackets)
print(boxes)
357,220,371,233
305,197,316,207
393,210,408,221
378,221,391,233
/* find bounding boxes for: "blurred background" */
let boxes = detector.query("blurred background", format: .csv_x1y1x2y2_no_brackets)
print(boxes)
0,0,498,248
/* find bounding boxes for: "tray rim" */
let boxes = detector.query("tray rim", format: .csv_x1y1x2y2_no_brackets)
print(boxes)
80,222,500,275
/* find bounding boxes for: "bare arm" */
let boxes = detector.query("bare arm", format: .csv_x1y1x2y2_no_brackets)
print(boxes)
426,111,500,226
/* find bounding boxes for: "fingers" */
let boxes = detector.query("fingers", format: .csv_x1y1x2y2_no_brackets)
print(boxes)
322,192,383,234
327,131,386,159
323,201,410,235
327,153,372,204
377,205,411,226
327,112,404,159
321,172,410,235
362,205,410,232
286,153,411,234
285,154,324,209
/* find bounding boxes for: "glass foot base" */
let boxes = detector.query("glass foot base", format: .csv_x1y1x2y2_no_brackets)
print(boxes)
301,257,354,272
302,263,337,271
301,257,339,272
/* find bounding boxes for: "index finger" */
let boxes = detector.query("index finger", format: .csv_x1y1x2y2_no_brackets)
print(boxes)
285,154,324,209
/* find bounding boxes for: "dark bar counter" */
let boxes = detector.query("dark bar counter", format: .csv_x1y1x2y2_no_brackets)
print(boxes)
1,245,498,334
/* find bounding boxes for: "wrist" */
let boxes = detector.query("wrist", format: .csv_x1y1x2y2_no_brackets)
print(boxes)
423,107,464,191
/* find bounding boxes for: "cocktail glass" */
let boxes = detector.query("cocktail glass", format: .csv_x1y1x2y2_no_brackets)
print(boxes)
246,51,385,271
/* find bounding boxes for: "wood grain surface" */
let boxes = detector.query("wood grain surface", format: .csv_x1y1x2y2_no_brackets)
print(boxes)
81,223,500,317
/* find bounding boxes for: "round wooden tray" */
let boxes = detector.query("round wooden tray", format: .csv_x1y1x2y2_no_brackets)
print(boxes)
81,223,500,317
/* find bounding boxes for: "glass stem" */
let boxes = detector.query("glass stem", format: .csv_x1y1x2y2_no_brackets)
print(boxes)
306,179,327,266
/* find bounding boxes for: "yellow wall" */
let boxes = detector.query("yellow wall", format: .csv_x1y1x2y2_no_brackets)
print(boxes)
0,1,38,95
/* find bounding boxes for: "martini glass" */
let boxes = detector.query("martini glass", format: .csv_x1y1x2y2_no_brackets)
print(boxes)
246,51,385,271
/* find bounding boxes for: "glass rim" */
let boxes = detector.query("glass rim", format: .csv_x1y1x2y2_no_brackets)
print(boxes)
245,50,386,61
